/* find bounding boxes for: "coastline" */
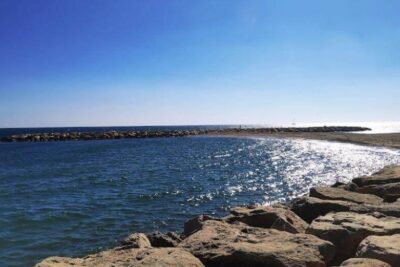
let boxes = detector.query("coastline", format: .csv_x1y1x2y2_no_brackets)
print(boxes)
36,164,400,267
207,131,400,150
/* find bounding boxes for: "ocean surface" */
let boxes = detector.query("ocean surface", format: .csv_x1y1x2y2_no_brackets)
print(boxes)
1,123,400,267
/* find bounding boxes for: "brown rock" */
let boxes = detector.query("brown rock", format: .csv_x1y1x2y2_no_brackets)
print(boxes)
306,212,400,264
357,182,400,201
35,247,204,267
290,197,352,223
120,233,151,248
183,215,220,236
310,187,383,205
356,234,400,267
179,220,335,267
226,205,308,233
147,231,182,247
339,258,391,267
353,165,400,187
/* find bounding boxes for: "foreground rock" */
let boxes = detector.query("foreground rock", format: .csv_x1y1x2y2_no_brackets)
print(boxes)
35,247,204,267
290,197,352,223
356,234,400,267
353,165,400,186
226,205,308,233
179,220,335,267
339,258,391,267
309,187,383,205
306,212,400,264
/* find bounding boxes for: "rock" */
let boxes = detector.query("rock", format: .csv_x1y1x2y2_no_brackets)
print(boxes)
357,182,400,201
290,196,400,223
339,258,391,267
290,197,352,223
310,187,383,205
353,166,400,186
225,205,308,233
147,231,182,247
179,220,335,267
120,233,151,248
356,234,400,267
35,247,204,267
183,215,220,236
306,212,400,264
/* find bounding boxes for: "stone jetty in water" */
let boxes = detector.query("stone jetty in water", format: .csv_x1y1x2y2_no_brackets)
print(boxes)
0,126,370,142
35,165,400,267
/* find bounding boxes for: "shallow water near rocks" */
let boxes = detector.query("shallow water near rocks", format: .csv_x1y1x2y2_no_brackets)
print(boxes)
1,136,400,266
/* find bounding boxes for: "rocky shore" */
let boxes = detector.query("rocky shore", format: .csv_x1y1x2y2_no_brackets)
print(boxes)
0,126,370,142
36,165,400,267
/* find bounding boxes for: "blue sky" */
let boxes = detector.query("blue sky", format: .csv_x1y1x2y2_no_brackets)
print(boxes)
0,0,399,127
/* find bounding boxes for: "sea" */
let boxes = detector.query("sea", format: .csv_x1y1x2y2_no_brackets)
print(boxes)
1,122,400,267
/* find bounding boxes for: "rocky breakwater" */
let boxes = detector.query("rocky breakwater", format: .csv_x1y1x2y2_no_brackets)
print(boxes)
0,130,203,142
1,126,370,143
35,165,400,267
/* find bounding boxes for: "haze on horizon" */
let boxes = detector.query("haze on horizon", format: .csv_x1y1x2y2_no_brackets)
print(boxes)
0,0,399,128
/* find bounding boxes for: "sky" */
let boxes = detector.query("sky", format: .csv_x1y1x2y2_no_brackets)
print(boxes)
0,0,399,128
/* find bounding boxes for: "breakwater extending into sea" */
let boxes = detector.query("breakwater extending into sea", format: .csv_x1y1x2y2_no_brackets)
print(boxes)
0,126,370,142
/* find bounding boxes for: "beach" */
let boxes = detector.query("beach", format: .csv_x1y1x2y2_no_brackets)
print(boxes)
209,131,400,150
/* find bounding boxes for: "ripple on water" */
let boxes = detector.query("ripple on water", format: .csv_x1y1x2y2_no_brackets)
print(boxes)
0,136,399,267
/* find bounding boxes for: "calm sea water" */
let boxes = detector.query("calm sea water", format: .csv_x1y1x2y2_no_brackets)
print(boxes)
1,124,400,267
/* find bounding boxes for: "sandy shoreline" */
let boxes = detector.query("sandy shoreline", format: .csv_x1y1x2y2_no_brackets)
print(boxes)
207,132,400,150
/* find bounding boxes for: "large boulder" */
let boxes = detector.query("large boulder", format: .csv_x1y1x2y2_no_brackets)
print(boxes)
353,165,400,187
225,205,308,233
357,182,400,202
339,258,391,267
290,197,400,223
179,220,335,267
147,231,182,247
356,234,400,267
306,212,400,264
290,197,352,223
35,247,204,267
309,187,383,205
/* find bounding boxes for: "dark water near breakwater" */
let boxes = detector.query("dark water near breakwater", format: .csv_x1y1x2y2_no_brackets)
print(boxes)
1,126,400,267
